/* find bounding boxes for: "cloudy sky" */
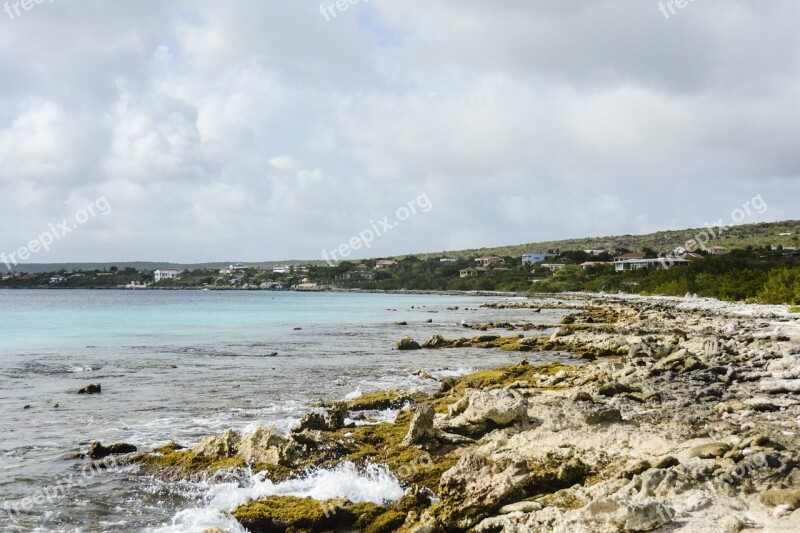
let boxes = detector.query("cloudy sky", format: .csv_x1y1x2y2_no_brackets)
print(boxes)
1,0,798,264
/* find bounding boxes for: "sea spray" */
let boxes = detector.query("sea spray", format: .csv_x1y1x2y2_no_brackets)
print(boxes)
156,462,405,533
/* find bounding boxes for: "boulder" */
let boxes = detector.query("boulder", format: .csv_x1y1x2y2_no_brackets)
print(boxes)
78,384,101,394
688,442,731,459
401,404,436,447
422,335,449,349
444,389,527,436
88,441,137,459
397,336,422,350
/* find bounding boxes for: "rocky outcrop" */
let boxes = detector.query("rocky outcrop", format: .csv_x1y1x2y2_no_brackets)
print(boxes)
130,294,800,533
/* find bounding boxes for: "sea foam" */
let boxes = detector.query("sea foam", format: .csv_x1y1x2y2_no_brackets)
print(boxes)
154,462,404,533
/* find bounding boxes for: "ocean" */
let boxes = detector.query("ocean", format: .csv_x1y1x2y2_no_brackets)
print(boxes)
0,290,572,532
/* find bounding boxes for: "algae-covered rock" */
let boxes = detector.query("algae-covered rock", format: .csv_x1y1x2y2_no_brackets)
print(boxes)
397,336,422,350
233,495,383,532
88,441,137,459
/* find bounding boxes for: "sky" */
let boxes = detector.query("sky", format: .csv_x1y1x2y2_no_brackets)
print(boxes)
0,0,798,264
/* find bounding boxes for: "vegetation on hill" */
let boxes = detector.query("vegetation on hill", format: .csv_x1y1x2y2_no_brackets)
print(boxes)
411,220,800,261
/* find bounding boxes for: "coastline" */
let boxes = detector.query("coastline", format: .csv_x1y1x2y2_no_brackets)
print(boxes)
72,293,800,532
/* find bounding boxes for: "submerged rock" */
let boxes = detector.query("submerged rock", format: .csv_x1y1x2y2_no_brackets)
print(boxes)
88,441,137,459
78,384,101,394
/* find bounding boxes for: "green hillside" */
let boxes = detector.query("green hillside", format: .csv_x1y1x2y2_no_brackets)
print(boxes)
414,220,800,259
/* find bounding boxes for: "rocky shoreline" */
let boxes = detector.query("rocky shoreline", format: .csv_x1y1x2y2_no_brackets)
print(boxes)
93,294,800,532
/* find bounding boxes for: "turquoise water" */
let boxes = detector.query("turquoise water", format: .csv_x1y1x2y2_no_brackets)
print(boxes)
0,290,574,532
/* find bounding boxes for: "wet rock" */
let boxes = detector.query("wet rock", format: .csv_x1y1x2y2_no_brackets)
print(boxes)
325,402,348,431
396,321,408,326
193,428,241,458
402,404,436,447
88,441,137,459
78,384,101,394
296,412,328,432
423,335,449,348
238,425,287,465
397,336,422,350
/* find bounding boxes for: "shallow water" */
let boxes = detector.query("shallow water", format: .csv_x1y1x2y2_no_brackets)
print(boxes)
0,290,575,531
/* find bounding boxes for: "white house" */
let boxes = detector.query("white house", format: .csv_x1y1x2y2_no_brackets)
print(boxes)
614,258,688,272
49,275,67,284
154,269,184,282
273,265,292,274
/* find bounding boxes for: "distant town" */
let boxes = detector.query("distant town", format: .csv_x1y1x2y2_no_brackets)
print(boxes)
2,241,798,306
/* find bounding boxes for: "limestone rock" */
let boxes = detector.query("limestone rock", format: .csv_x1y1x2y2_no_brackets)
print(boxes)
238,425,287,465
193,428,241,458
688,442,731,459
401,404,436,447
444,389,527,435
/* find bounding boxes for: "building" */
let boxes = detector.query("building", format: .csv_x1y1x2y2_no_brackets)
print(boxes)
260,280,284,290
614,257,689,272
375,260,398,269
459,267,486,278
230,263,248,271
475,256,505,267
273,265,292,274
522,253,546,266
336,271,375,281
154,269,184,282
613,253,647,262
583,250,606,255
540,263,566,272
49,275,67,284
439,258,457,263
707,246,728,255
